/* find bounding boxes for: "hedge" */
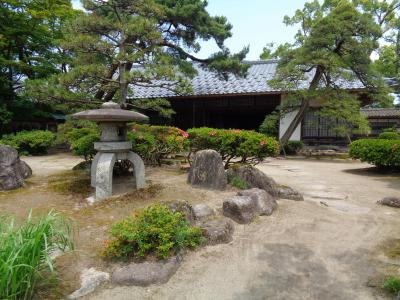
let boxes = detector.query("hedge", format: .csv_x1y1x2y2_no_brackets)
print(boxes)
128,124,189,165
187,127,280,168
283,141,304,155
349,139,400,168
378,132,400,140
0,130,55,155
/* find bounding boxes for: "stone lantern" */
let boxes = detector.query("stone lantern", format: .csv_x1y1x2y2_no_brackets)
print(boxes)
72,101,148,200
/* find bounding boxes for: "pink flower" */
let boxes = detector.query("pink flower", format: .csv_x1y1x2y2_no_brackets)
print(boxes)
260,140,267,146
131,128,137,132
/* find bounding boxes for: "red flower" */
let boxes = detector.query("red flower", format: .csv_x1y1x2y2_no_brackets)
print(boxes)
103,240,109,247
131,128,137,132
208,130,217,136
260,140,267,146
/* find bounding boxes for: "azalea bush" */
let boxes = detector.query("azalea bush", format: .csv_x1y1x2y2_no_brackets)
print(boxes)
283,141,304,155
349,139,400,168
0,130,55,155
103,204,204,259
187,127,280,168
128,124,190,165
378,131,400,140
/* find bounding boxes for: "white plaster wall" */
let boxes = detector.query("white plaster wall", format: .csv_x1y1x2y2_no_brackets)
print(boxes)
279,110,301,141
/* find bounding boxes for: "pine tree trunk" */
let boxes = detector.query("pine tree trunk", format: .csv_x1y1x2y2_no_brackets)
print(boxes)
119,30,127,105
280,66,324,144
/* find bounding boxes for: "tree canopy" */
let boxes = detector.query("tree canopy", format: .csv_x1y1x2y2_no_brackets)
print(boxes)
26,0,249,116
265,0,399,143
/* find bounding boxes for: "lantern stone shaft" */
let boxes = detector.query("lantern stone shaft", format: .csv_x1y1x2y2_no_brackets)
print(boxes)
72,101,148,201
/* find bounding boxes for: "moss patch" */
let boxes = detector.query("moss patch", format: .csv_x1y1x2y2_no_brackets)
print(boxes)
48,170,93,196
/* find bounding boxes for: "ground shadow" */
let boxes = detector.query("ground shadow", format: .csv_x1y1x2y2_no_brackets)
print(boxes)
342,167,400,192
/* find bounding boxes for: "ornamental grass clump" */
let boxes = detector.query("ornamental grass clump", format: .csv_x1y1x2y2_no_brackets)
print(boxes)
0,211,73,300
103,204,205,260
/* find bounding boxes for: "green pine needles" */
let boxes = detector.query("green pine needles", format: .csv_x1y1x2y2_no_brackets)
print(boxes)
0,211,73,300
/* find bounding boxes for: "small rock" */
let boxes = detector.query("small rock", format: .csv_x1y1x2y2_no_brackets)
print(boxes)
112,253,183,286
67,268,110,299
223,196,259,224
237,188,277,216
192,204,215,220
227,165,279,197
200,218,234,245
188,149,227,190
277,185,304,201
378,197,400,208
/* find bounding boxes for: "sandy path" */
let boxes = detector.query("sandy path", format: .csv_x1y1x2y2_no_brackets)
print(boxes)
87,159,400,300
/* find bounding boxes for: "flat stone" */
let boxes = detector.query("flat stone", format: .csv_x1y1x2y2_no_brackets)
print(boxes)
305,191,347,201
111,254,183,286
238,188,277,215
277,185,304,201
223,196,259,224
378,197,400,208
192,204,215,220
67,268,110,299
0,145,32,190
200,218,234,245
188,149,227,190
227,165,279,197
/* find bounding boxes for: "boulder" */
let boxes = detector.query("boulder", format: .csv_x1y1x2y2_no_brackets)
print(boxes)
199,218,234,245
188,150,227,190
378,197,400,208
111,253,183,286
237,188,277,216
192,204,215,220
0,145,32,190
277,185,304,201
162,200,195,224
67,268,110,299
227,165,278,196
222,196,259,224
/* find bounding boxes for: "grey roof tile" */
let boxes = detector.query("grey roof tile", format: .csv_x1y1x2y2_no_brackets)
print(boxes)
131,60,365,99
361,108,400,118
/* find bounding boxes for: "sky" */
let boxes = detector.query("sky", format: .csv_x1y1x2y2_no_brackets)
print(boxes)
71,0,308,60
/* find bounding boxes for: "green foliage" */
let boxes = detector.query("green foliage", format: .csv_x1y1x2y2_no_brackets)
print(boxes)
269,0,395,143
128,124,189,166
349,138,400,168
0,130,55,155
382,277,400,295
283,141,305,155
0,211,73,300
103,204,204,259
187,127,280,168
228,174,249,190
56,119,98,145
70,132,100,161
378,131,400,140
259,112,280,137
30,0,249,109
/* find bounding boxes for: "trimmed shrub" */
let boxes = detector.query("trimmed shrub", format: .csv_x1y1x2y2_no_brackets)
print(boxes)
0,130,55,155
128,124,189,165
0,211,73,299
103,204,204,259
349,139,400,168
259,112,280,138
383,277,400,295
56,119,98,145
187,127,280,168
283,141,304,155
70,132,100,161
378,132,400,140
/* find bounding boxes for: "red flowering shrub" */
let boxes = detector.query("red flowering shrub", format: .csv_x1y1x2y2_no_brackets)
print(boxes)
187,127,279,168
349,139,400,168
128,124,189,165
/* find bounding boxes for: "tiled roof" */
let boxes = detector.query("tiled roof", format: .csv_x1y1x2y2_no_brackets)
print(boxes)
131,60,365,99
361,108,400,118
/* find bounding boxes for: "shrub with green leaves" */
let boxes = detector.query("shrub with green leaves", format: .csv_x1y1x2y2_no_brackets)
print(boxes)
70,132,100,161
128,124,190,166
0,211,73,300
378,131,400,140
283,141,305,155
349,139,400,168
103,204,204,259
383,277,400,295
187,127,280,168
0,130,55,155
56,119,98,145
